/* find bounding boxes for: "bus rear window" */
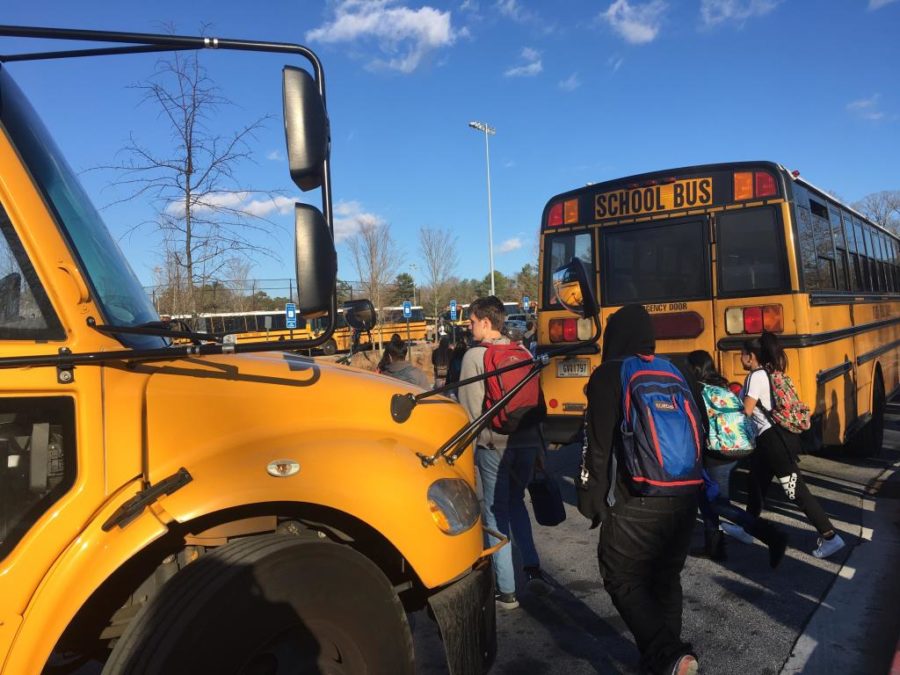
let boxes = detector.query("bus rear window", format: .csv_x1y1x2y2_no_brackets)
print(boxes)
717,206,788,296
544,232,594,308
602,219,709,305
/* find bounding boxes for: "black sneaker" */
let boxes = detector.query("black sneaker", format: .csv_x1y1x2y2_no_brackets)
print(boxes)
524,566,554,596
495,592,519,610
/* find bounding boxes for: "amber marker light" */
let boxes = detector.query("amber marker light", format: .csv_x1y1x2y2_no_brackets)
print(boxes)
734,172,753,201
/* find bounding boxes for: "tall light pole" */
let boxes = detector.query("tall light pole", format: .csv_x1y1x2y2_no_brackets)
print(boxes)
468,120,496,297
409,263,418,305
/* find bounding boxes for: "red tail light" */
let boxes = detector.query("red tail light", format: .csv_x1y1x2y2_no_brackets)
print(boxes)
743,306,763,333
549,318,577,342
755,171,776,197
547,203,563,227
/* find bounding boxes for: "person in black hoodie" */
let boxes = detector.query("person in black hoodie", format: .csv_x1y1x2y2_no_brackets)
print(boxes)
578,305,699,675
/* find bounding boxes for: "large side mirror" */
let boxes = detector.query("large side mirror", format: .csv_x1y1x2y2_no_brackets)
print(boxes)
344,299,376,332
283,66,329,192
295,204,335,317
552,258,598,318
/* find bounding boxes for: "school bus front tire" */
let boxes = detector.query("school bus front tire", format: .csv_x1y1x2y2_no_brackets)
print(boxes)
102,534,415,675
322,338,338,356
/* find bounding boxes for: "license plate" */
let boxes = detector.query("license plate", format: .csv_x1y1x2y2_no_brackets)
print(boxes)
557,358,590,378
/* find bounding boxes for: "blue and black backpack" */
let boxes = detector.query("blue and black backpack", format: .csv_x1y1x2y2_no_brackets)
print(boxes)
608,355,703,504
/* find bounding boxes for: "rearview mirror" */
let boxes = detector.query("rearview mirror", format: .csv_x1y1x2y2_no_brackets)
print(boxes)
552,258,598,318
295,204,335,317
344,300,376,332
283,66,329,192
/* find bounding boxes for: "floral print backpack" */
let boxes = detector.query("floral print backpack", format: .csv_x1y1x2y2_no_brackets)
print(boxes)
701,384,756,459
762,370,812,434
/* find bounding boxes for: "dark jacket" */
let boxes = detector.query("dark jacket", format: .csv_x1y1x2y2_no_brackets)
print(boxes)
579,305,656,523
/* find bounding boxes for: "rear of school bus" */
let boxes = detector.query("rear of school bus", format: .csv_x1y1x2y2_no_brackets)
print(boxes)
0,27,494,675
537,162,797,444
538,161,897,451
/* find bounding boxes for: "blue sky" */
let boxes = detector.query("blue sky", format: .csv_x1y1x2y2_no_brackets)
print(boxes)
2,0,898,291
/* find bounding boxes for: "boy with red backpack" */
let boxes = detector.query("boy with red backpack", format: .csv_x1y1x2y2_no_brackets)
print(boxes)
459,296,551,610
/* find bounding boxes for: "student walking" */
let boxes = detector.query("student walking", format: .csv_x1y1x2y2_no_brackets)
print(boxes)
431,335,451,389
687,350,787,567
740,332,845,559
579,305,700,675
459,296,551,610
379,334,429,389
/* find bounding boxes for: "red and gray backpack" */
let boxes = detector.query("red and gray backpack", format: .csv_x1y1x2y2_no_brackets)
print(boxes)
482,343,543,434
611,355,703,501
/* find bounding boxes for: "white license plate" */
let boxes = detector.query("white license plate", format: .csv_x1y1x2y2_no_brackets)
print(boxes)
557,358,590,378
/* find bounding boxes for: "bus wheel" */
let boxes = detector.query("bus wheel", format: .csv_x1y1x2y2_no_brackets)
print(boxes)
322,339,337,356
103,535,414,675
851,371,886,458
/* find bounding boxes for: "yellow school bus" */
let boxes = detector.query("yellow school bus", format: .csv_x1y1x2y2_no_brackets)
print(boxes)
175,310,317,344
0,26,494,674
538,161,898,457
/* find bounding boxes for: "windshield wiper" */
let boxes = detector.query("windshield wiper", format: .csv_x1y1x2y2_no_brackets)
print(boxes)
87,318,220,344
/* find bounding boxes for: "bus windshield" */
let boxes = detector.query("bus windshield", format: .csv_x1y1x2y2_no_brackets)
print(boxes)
0,68,163,349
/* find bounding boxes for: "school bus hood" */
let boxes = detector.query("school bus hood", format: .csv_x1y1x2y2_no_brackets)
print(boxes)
139,352,472,485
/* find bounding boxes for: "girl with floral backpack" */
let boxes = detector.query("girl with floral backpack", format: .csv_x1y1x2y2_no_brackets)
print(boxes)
688,351,786,567
738,332,846,560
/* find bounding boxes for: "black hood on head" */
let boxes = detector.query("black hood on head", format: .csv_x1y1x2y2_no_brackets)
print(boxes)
601,304,655,362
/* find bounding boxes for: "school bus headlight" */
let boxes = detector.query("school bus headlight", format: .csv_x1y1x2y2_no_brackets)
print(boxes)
427,479,480,535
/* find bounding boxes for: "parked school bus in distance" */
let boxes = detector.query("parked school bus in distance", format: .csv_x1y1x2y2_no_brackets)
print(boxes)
0,26,495,674
537,161,898,456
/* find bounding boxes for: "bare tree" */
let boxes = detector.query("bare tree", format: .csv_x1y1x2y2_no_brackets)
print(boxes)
347,221,403,348
418,227,459,327
854,190,900,235
101,42,280,314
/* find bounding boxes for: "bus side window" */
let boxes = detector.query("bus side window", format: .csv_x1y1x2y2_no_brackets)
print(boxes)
810,199,837,290
853,218,872,291
0,208,65,340
829,207,850,291
796,204,822,291
841,210,861,291
0,397,76,561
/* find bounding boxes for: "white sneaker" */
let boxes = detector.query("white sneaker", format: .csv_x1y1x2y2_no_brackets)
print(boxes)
720,522,754,545
812,533,846,559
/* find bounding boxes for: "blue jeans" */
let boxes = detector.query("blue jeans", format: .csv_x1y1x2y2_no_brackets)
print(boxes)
699,461,757,531
476,444,540,595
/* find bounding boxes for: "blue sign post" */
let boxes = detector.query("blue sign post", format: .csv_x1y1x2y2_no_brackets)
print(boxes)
449,299,457,321
402,301,412,357
285,303,297,330
523,296,530,312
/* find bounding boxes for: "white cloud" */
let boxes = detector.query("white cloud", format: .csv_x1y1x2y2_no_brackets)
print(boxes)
497,237,523,253
165,192,296,218
608,55,625,72
266,150,283,161
602,0,667,45
504,47,542,77
868,0,898,9
847,94,886,121
306,0,460,73
700,0,780,26
333,200,386,243
496,0,535,22
559,72,581,91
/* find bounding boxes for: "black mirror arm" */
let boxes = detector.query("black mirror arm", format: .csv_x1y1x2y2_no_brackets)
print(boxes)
415,362,546,468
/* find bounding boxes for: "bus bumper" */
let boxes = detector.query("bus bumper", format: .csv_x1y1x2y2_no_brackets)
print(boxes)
542,415,584,445
427,557,496,675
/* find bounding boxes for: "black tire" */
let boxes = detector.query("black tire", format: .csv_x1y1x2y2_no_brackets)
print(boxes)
103,536,414,675
321,339,337,356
